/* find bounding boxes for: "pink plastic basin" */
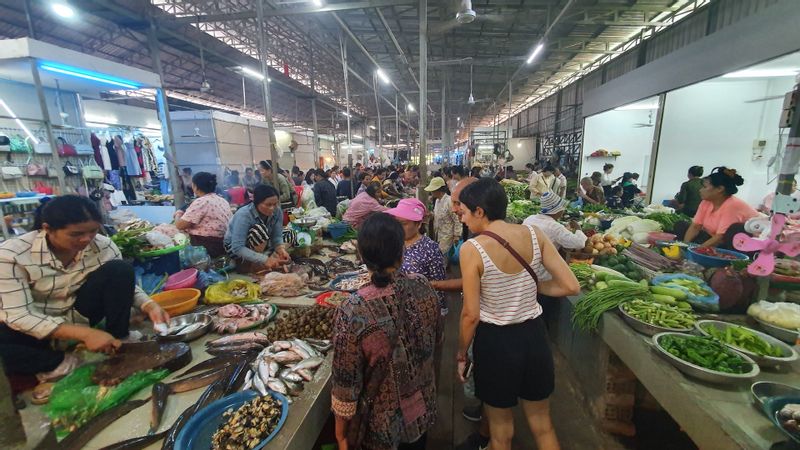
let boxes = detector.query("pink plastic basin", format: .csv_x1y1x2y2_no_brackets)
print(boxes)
164,268,198,291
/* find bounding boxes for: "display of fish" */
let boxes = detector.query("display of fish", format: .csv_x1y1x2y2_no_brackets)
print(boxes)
205,342,264,356
271,350,304,364
175,355,234,378
99,431,167,450
292,356,324,372
59,399,148,450
239,338,331,400
149,383,171,435
206,331,270,348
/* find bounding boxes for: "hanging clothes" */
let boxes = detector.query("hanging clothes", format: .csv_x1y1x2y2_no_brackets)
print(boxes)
105,139,120,170
140,136,158,173
123,142,142,176
113,135,126,169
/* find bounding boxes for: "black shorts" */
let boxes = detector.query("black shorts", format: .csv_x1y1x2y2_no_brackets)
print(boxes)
473,316,554,408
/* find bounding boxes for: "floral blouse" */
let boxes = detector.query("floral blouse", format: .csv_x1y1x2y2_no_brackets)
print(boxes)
180,193,232,238
400,235,447,309
331,274,442,450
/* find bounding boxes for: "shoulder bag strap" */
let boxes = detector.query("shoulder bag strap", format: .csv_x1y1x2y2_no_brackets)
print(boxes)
480,230,539,285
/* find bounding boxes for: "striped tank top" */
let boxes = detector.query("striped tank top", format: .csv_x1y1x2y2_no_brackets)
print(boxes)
468,225,547,326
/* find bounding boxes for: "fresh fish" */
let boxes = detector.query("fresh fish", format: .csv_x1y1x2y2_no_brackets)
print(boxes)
283,379,304,396
149,383,172,435
272,340,293,351
241,379,253,391
100,431,168,450
252,371,268,396
296,368,314,382
175,356,234,378
269,360,280,378
60,399,148,450
167,367,225,394
278,368,303,383
224,360,251,395
292,356,324,372
272,350,303,364
293,339,320,358
305,338,331,346
173,322,204,335
289,344,311,359
205,331,270,347
258,359,272,383
266,378,288,395
244,369,253,385
206,343,264,356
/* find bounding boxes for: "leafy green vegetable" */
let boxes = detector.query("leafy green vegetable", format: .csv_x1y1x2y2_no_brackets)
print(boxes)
622,299,696,329
582,203,607,213
506,200,540,223
701,324,783,357
643,212,691,232
110,228,151,258
659,334,752,374
503,183,529,202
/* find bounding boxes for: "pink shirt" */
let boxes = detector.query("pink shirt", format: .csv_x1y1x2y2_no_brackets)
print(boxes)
181,193,232,238
342,192,387,229
693,196,759,235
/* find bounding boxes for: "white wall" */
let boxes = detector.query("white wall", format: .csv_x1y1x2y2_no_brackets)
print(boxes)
580,105,658,189
651,76,794,206
508,137,535,166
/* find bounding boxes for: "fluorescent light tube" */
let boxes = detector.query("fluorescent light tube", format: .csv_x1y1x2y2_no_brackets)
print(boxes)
40,62,140,89
526,43,545,65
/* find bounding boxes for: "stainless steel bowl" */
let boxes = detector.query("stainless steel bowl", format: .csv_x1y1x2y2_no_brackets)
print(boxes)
652,332,760,384
292,218,318,228
751,381,800,408
159,313,212,342
695,320,798,367
752,317,799,344
618,304,694,336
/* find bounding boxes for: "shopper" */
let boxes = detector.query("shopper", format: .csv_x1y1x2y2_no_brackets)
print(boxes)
600,163,619,197
180,167,194,199
620,172,642,207
336,167,355,200
674,166,760,249
313,169,338,216
386,198,447,311
332,212,441,450
243,167,260,191
590,171,603,188
258,160,295,205
382,172,403,198
552,166,568,199
523,192,587,251
529,165,555,197
578,177,605,205
174,172,233,258
606,186,624,209
456,178,580,450
291,166,304,187
0,196,169,380
330,165,341,186
343,182,388,229
425,177,461,256
356,172,371,196
671,165,704,216
224,184,291,273
470,166,483,178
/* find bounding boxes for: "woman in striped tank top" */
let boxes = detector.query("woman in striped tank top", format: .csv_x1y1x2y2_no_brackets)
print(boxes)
456,178,580,450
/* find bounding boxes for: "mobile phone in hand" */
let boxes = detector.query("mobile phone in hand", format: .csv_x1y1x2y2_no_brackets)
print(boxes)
462,360,473,379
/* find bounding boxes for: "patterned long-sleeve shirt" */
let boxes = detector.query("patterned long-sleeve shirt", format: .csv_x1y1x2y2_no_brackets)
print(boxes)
0,231,151,339
332,273,441,450
432,194,461,254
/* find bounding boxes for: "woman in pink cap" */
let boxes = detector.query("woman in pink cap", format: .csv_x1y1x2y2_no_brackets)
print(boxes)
386,198,448,314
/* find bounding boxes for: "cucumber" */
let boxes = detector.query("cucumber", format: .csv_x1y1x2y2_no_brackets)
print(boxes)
607,279,643,289
605,274,632,283
650,285,688,300
651,294,677,305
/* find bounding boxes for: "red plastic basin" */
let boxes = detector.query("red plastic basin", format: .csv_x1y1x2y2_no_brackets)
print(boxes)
164,268,198,291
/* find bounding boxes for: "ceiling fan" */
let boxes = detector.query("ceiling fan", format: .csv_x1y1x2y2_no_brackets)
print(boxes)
632,111,655,128
164,44,212,94
180,123,209,138
431,0,512,35
744,95,785,104
466,65,492,105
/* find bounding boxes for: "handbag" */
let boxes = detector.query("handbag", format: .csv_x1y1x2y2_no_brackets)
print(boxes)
27,162,48,177
480,230,540,285
9,135,30,153
75,144,94,155
1,165,23,180
63,161,80,176
34,141,52,154
56,137,77,157
82,164,104,180
0,135,9,152
33,181,54,195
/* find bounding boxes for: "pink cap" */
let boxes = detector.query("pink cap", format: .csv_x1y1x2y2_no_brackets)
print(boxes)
386,198,427,222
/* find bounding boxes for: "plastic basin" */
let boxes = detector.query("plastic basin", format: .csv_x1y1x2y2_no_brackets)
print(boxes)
151,288,201,316
164,268,198,291
327,222,351,240
686,246,749,268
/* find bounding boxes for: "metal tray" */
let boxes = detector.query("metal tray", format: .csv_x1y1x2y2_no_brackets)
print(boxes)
618,304,694,336
695,320,798,367
752,317,798,344
751,381,800,408
652,332,760,385
159,313,212,342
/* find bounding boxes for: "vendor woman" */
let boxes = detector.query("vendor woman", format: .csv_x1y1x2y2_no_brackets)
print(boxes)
174,171,232,258
224,184,291,273
674,166,760,249
0,196,169,381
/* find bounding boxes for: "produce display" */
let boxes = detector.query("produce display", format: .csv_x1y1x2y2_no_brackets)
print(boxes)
779,404,800,434
212,395,283,450
691,247,741,259
506,199,539,223
623,243,678,273
572,280,651,331
605,216,662,243
644,212,690,233
774,259,800,277
241,338,331,398
569,263,595,289
581,203,607,213
748,301,800,331
700,324,783,357
500,179,529,202
621,299,696,329
581,233,621,256
266,306,335,341
658,334,753,374
593,253,644,282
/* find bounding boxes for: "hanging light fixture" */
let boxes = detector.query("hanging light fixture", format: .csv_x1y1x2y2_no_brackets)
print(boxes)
456,0,476,24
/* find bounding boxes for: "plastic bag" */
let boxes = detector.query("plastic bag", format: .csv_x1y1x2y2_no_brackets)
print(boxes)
260,272,306,297
301,186,317,209
181,245,210,270
449,240,464,265
144,231,173,248
197,270,226,290
205,279,262,304
336,200,350,220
